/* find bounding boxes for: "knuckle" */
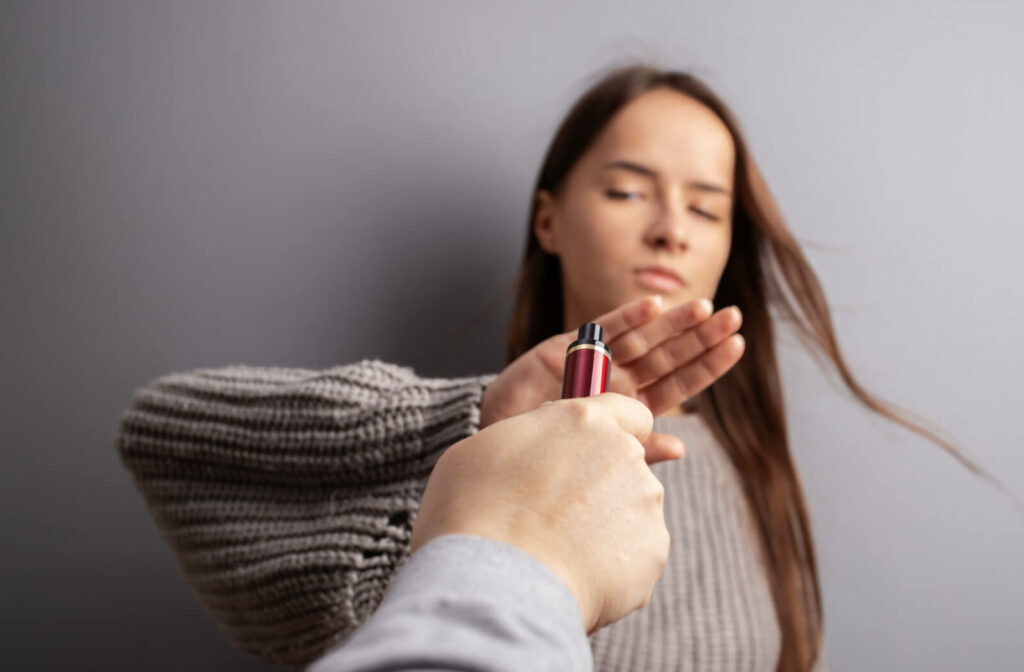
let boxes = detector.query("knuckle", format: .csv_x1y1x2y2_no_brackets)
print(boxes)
623,436,646,462
613,392,652,425
629,395,654,422
653,346,675,376
562,398,592,424
623,330,648,360
670,370,693,400
652,480,665,506
644,468,665,493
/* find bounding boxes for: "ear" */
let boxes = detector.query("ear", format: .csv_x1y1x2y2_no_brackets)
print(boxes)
533,189,561,255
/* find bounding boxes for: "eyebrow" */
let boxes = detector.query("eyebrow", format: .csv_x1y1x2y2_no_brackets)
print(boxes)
602,159,733,197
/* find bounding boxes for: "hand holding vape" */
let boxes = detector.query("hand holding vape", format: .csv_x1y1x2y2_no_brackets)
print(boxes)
561,322,611,399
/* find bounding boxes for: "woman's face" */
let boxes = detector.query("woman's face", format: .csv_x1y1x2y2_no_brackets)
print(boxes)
535,88,736,332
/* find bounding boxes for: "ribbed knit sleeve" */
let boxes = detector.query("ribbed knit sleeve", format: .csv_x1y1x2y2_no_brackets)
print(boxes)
115,358,498,669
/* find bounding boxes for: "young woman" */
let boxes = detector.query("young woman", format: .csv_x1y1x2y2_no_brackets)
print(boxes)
118,63,981,672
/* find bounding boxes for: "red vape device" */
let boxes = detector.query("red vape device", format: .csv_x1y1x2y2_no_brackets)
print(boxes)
561,322,611,399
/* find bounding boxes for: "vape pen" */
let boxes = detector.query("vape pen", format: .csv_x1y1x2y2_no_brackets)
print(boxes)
561,322,612,399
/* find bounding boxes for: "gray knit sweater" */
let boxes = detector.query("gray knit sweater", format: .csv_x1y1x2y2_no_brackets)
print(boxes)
116,359,784,671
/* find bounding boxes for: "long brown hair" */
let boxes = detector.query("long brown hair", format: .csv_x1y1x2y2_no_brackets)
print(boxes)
501,62,1000,672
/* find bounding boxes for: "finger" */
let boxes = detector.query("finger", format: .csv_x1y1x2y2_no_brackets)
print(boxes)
569,392,654,444
626,306,742,387
610,298,714,366
637,333,746,416
642,432,686,464
587,295,664,342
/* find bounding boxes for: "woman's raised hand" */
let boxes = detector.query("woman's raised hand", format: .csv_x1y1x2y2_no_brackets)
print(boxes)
479,295,745,463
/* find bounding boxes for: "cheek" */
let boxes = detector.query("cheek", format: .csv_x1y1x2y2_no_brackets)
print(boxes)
692,227,732,292
559,202,633,274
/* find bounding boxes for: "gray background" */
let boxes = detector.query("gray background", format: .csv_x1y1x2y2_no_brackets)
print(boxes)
2,1,1022,670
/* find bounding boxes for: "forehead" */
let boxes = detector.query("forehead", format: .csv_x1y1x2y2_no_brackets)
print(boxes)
584,88,736,183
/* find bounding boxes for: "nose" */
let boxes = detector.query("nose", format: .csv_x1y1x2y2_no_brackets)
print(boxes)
643,195,690,251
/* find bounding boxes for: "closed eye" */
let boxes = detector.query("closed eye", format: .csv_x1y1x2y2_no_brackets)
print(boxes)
606,189,642,200
690,206,719,221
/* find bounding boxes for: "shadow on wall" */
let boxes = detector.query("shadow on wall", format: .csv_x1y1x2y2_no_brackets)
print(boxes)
323,175,522,380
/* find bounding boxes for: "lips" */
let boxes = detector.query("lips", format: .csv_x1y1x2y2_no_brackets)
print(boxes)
633,265,684,285
633,265,685,293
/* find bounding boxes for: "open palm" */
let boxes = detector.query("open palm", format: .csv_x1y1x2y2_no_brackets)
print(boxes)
479,295,746,463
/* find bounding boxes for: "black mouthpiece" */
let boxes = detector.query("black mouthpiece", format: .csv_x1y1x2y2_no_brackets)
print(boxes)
578,322,604,343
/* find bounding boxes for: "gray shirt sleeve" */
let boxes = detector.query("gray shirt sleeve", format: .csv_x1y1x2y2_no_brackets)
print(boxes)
307,534,594,672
